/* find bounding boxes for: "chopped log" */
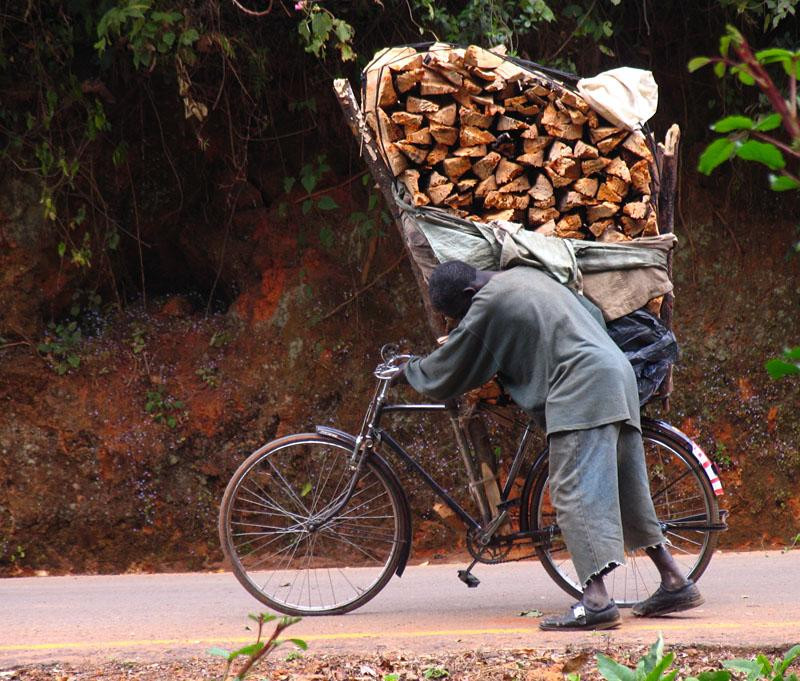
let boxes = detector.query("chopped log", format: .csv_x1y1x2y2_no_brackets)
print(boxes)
533,196,556,208
451,89,475,108
621,216,646,237
483,76,506,92
460,107,494,128
574,140,599,159
399,169,420,195
642,211,659,236
453,144,488,157
464,44,505,69
586,109,599,128
472,152,502,179
630,159,652,194
548,141,573,161
622,131,653,161
425,144,449,165
497,175,531,193
376,108,403,142
386,143,409,176
528,206,560,224
444,192,473,208
581,157,611,175
529,174,554,202
485,101,506,116
406,96,439,114
470,92,498,108
606,157,632,183
375,68,398,108
512,194,531,210
574,177,599,197
457,178,478,192
545,157,580,186
588,218,615,238
391,111,423,128
622,201,649,220
396,68,424,93
556,213,583,236
535,219,557,236
475,175,498,198
559,191,593,211
403,127,432,145
461,126,496,146
421,69,458,96
606,175,629,197
428,103,457,126
497,115,528,132
495,158,523,184
590,126,623,143
483,208,516,221
412,192,431,206
567,108,588,125
430,123,458,146
586,202,620,221
395,141,429,164
467,65,497,81
517,151,545,167
524,136,551,154
598,226,630,242
559,89,590,113
443,157,472,182
596,181,623,203
597,131,627,155
426,61,463,88
428,171,449,187
520,124,540,139
428,181,454,205
388,53,423,71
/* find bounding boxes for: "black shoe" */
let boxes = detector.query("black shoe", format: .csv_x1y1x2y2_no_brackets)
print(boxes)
632,580,704,617
539,601,621,631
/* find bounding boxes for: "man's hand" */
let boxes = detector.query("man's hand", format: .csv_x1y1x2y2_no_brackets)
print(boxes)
391,359,409,385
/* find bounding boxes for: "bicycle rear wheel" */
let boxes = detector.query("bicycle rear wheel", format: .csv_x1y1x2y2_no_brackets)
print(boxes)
219,433,408,615
527,424,721,607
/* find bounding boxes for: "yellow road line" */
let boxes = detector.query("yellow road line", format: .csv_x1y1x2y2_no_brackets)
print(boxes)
2,621,799,654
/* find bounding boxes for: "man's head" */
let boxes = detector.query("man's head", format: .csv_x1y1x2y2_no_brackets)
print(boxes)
428,260,480,319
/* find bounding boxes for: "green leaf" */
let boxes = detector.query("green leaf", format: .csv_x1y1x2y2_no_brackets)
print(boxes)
310,10,333,39
755,48,794,64
301,199,313,215
732,65,755,85
723,659,762,681
283,176,296,194
319,225,334,249
162,31,175,48
769,174,800,191
384,675,400,681
719,35,732,58
180,28,199,46
688,57,711,72
596,654,636,681
755,113,782,132
288,638,308,650
228,641,265,659
640,635,665,676
735,140,785,170
300,482,312,497
714,61,727,78
695,673,731,681
698,138,735,175
766,358,800,378
711,115,753,132
779,645,800,673
316,196,338,211
57,242,66,258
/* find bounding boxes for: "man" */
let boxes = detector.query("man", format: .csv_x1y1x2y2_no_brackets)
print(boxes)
402,260,704,630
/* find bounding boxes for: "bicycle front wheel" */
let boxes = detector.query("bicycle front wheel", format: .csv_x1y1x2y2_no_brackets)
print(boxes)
219,433,408,615
527,424,721,607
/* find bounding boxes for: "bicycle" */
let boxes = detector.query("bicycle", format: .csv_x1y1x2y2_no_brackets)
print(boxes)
218,345,728,616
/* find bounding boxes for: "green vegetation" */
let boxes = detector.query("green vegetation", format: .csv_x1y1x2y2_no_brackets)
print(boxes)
144,385,184,428
208,612,305,681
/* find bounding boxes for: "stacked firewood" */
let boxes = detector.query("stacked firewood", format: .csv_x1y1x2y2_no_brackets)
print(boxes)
364,44,658,241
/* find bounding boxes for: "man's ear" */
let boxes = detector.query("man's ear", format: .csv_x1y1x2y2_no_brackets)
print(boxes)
462,286,477,296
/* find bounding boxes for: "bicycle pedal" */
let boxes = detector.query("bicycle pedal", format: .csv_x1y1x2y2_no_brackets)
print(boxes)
457,569,480,588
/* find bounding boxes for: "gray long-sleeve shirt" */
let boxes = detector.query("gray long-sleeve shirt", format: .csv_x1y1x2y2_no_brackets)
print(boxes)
404,267,640,434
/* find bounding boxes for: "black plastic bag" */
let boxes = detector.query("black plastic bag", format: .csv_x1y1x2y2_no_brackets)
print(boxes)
606,308,679,406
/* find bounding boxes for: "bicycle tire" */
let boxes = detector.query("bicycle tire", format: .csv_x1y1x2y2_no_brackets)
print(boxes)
525,424,720,607
219,433,409,616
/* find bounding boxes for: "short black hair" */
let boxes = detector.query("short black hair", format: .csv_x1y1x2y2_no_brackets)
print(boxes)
428,260,477,319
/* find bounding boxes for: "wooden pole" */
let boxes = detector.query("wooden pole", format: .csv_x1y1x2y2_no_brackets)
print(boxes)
333,78,445,338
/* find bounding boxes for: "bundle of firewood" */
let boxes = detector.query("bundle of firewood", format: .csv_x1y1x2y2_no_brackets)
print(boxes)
364,44,658,241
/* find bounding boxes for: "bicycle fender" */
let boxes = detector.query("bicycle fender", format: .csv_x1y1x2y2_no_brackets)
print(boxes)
314,425,413,576
518,446,549,532
642,418,724,497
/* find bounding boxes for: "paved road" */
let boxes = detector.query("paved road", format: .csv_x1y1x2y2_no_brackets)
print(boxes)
1,550,797,667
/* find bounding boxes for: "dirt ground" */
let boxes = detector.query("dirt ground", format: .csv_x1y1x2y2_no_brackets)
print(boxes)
4,643,796,681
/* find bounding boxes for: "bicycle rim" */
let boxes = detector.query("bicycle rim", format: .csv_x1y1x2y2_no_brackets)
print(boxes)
531,428,720,607
219,434,405,615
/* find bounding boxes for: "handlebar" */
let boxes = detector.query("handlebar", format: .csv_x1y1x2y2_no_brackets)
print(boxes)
374,353,413,380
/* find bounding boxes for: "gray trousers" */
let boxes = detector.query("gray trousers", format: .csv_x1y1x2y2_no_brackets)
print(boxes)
548,422,665,586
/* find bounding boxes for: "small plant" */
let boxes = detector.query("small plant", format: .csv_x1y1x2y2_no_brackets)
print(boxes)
384,674,400,681
766,347,800,378
37,321,82,375
144,386,184,428
208,612,306,681
129,323,147,355
196,365,219,387
423,666,450,679
721,645,800,681
782,533,800,553
597,635,676,681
